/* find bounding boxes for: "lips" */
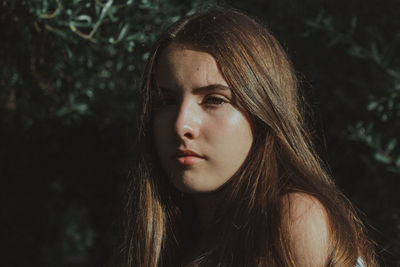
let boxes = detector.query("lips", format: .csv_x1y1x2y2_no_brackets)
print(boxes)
173,149,204,165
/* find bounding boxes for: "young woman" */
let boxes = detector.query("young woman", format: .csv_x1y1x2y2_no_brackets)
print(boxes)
120,8,378,267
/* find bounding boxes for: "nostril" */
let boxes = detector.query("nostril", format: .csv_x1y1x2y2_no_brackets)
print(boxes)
184,132,193,139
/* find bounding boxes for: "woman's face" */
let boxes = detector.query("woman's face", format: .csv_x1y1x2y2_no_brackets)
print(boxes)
152,44,253,193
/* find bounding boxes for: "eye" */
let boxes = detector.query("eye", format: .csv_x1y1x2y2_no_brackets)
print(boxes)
203,95,229,106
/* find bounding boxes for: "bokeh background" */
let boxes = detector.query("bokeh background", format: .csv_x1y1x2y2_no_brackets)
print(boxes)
1,0,399,266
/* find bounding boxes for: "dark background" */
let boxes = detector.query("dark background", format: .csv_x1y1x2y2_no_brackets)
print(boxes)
1,0,399,266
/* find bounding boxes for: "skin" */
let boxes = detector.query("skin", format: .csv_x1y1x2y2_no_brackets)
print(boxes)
152,44,253,194
152,44,330,266
283,193,330,267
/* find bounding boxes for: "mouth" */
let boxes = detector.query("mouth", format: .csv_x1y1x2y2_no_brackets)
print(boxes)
173,149,204,165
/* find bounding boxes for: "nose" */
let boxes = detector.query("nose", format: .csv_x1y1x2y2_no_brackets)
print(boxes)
175,100,201,140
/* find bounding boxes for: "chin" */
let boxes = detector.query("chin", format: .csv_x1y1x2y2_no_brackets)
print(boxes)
172,178,220,194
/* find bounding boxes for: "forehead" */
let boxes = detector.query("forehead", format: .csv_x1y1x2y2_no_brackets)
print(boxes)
155,44,228,89
158,44,217,66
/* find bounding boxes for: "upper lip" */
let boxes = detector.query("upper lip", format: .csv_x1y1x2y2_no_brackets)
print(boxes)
174,149,203,158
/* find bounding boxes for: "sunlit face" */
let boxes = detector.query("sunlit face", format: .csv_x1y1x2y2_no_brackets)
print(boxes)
152,44,253,193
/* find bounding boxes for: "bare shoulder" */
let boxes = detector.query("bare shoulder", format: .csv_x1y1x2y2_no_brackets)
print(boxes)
281,192,330,267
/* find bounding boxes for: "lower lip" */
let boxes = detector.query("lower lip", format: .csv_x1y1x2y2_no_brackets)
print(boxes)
176,156,203,165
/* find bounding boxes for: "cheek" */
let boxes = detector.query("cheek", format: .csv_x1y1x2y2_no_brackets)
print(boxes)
216,111,252,141
208,110,253,161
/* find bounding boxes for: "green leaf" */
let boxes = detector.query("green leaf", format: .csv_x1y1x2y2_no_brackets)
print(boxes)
350,16,357,28
115,24,129,43
367,101,378,111
387,166,400,174
374,151,392,164
386,139,398,153
370,42,381,63
348,45,366,59
396,156,400,167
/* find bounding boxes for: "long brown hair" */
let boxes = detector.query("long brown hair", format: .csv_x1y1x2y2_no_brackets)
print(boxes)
120,8,377,267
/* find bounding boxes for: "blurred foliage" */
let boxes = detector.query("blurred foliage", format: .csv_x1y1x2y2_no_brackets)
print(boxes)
1,0,212,128
0,0,213,266
1,0,399,266
304,8,400,174
302,6,400,263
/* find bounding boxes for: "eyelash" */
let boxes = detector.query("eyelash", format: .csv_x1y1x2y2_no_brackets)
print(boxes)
203,95,228,106
155,94,229,107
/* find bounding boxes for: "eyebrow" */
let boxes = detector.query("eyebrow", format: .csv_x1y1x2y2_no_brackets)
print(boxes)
158,84,230,94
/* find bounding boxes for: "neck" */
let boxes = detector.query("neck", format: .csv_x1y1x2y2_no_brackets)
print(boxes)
193,191,221,234
181,191,222,265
